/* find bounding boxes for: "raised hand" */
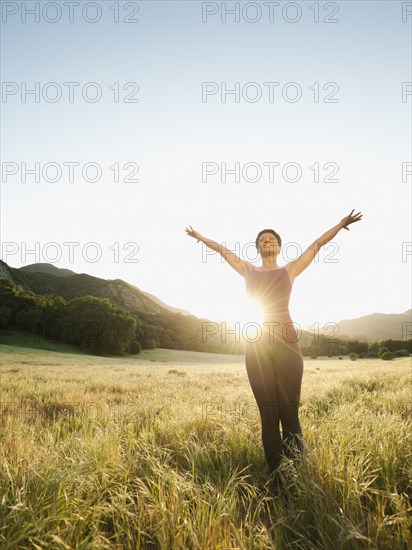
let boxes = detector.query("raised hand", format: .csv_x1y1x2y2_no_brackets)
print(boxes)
340,209,363,231
185,225,202,243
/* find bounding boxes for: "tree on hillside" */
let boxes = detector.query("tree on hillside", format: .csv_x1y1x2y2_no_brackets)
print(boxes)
61,295,137,355
0,305,11,329
347,340,368,355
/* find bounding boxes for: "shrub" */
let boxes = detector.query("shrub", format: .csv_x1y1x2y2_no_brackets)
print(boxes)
349,352,359,361
129,340,141,354
381,351,395,361
379,347,389,357
393,349,410,357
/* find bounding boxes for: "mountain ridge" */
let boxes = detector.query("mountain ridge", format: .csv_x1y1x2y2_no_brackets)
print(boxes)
0,260,410,341
1,261,192,317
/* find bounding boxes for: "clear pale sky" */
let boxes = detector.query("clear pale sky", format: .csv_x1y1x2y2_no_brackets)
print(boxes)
1,1,411,331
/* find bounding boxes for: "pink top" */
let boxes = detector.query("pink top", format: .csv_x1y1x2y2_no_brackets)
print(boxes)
245,267,298,343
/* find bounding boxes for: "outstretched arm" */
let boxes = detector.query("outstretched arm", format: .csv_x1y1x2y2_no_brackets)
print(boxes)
185,225,253,277
287,209,363,278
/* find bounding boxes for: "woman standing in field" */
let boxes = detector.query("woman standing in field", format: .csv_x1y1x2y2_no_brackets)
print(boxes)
186,210,363,477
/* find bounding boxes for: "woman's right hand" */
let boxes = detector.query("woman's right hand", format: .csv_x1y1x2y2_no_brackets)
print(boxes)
185,225,202,243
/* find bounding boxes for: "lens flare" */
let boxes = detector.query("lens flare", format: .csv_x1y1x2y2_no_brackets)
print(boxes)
225,295,264,330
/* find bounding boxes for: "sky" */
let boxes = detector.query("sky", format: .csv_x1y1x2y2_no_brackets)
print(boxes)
1,0,411,332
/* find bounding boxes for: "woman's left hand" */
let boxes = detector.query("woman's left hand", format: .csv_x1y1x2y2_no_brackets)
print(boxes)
340,209,363,231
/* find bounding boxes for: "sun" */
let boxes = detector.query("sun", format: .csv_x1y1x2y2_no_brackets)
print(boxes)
225,294,264,332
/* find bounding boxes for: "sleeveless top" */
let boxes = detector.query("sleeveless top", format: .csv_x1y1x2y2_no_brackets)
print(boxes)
244,267,299,344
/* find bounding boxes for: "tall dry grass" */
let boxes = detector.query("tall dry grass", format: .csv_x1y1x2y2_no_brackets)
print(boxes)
0,343,411,549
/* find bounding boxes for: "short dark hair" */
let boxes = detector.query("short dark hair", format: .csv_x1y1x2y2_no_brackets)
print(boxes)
255,229,282,251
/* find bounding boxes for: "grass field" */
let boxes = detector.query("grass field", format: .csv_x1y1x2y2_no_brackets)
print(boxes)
0,336,411,549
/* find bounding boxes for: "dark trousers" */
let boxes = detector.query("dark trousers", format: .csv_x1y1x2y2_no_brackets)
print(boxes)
245,336,304,473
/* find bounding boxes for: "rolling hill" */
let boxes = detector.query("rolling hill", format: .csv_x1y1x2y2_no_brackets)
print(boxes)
1,260,410,341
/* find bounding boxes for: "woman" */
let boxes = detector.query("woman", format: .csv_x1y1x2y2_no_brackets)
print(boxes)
185,209,363,476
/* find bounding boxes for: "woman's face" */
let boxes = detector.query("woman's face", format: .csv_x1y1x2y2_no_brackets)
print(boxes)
257,233,280,255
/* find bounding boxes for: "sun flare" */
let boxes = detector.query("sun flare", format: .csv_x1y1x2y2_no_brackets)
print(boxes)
225,295,264,330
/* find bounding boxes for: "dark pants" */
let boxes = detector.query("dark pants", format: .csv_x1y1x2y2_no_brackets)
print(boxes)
245,335,304,474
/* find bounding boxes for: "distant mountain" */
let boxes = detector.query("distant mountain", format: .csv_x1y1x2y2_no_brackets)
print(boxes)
328,310,412,341
19,263,77,278
0,261,15,282
137,288,191,316
0,260,410,342
0,260,191,317
0,260,233,354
